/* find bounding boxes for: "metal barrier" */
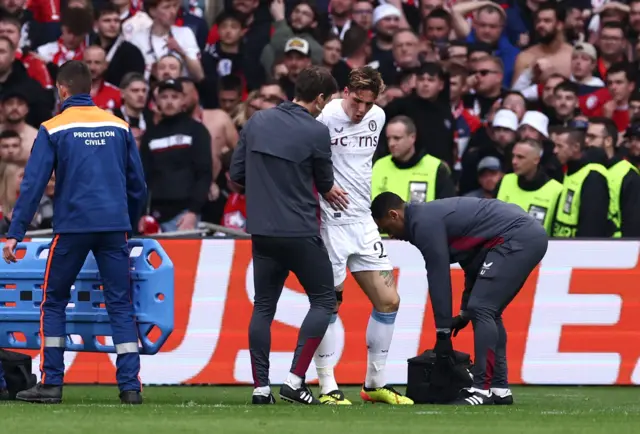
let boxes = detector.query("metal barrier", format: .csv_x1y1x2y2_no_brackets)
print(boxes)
0,239,174,355
23,222,251,240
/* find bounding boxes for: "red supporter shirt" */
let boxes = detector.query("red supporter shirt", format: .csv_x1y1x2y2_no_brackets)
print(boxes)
27,0,61,22
15,50,53,89
579,87,630,132
91,81,122,111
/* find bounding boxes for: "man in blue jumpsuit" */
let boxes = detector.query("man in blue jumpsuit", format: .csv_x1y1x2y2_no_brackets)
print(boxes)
2,60,147,405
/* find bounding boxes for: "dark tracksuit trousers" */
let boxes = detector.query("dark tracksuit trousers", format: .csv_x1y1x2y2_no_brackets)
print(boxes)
40,233,141,392
249,235,336,387
465,221,548,390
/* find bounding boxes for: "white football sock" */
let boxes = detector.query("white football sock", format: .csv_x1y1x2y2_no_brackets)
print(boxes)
364,309,397,389
470,387,491,397
285,372,303,390
253,386,271,397
490,388,512,398
313,314,339,395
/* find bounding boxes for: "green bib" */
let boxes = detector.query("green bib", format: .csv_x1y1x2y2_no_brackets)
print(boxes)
553,163,609,238
371,154,443,202
608,159,640,238
496,173,563,234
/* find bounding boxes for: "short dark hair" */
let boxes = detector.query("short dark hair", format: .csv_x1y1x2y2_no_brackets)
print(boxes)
61,7,93,36
502,90,525,103
536,1,565,22
56,60,92,95
120,72,146,89
448,63,469,79
607,62,636,83
342,25,369,58
371,192,405,220
215,9,246,28
294,66,338,103
417,62,445,80
0,14,21,30
558,126,586,149
219,74,243,92
601,21,625,35
95,3,119,20
426,7,451,26
0,130,20,141
589,116,619,145
554,80,579,95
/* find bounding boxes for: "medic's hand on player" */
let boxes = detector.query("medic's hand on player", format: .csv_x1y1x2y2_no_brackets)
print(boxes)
323,185,349,211
451,315,470,337
2,238,18,264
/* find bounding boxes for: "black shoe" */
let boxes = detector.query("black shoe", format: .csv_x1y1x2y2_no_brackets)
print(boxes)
451,388,495,406
0,388,9,400
492,390,514,405
16,383,62,404
279,383,321,405
120,390,143,405
252,393,276,404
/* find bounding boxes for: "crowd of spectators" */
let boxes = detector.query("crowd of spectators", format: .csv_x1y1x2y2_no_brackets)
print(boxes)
0,0,639,236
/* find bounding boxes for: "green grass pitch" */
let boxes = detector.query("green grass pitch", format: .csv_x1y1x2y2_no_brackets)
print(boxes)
0,386,638,434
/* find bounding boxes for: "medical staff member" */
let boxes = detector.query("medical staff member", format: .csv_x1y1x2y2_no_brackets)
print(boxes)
2,60,147,405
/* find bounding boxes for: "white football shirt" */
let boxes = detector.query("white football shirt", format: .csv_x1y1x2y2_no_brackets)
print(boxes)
317,98,385,226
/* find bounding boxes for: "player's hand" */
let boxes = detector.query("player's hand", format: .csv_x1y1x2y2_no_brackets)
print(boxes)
322,185,349,211
3,238,18,264
177,211,198,231
451,315,470,337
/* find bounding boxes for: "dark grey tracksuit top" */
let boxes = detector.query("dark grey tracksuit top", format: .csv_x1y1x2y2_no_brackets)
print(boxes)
229,102,334,237
404,197,538,329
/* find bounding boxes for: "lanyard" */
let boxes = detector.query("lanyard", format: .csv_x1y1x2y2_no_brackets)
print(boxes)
147,28,174,63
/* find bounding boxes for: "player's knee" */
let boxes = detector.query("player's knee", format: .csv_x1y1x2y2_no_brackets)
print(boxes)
466,299,494,320
373,293,400,313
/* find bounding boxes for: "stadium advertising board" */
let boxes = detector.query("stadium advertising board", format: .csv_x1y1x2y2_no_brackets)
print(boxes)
15,239,640,386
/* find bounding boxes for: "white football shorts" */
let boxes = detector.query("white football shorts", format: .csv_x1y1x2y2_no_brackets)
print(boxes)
320,217,393,286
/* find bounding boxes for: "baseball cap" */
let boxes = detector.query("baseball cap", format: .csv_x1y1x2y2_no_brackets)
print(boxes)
520,111,549,138
284,37,310,56
157,79,183,94
373,4,401,26
573,42,597,61
477,156,502,173
492,109,518,132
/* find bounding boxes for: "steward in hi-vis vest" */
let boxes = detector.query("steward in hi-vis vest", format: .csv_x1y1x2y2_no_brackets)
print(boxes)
496,139,563,234
551,127,612,238
585,118,640,238
372,115,455,203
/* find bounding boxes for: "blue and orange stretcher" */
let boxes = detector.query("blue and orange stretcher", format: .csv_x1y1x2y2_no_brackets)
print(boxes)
0,238,174,354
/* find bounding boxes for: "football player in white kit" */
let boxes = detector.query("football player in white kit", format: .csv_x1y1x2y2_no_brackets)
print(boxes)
313,67,413,405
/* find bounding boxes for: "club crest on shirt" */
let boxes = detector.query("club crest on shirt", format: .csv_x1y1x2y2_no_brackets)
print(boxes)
368,120,376,131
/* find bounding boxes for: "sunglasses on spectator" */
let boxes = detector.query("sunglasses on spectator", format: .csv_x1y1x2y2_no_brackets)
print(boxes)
472,69,499,76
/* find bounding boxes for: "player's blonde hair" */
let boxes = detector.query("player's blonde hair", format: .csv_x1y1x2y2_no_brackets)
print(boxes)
347,67,386,98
